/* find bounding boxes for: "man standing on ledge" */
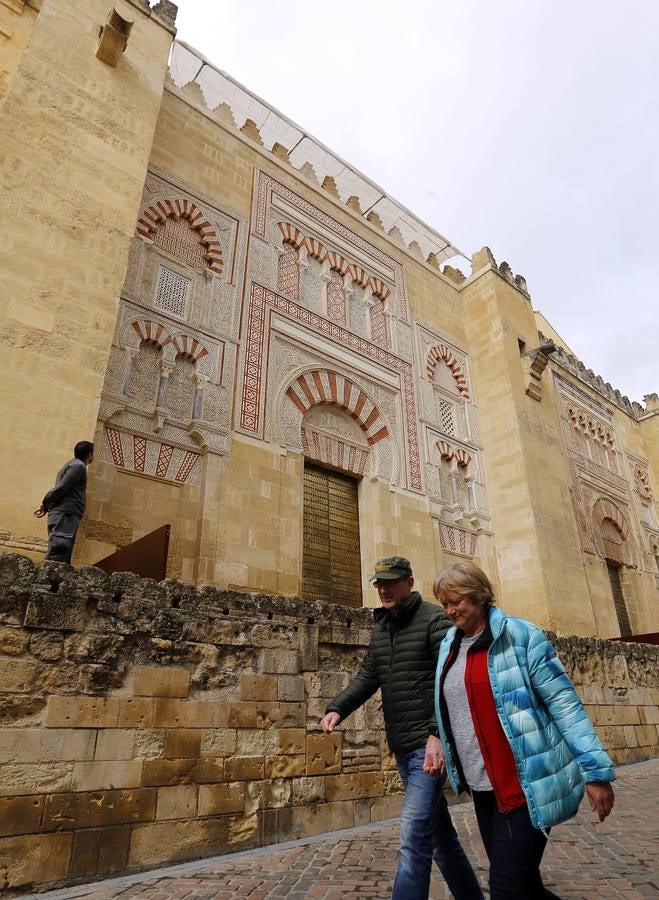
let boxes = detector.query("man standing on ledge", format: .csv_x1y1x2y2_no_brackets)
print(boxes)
320,557,483,900
34,441,94,565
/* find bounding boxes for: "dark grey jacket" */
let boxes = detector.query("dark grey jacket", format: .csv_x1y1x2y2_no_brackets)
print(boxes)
326,591,452,755
42,459,87,518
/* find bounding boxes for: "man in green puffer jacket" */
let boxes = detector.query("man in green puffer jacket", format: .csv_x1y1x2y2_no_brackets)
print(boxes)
320,557,483,900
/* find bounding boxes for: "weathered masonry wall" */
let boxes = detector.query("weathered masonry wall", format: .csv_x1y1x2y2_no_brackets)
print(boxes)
0,554,657,894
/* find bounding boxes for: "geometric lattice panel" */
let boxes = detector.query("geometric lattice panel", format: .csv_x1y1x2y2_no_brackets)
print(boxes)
154,266,191,319
439,524,477,557
369,298,388,348
434,357,461,395
439,399,456,436
104,426,201,484
154,216,209,269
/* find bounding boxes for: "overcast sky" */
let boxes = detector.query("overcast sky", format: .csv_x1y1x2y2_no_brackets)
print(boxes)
173,1,657,405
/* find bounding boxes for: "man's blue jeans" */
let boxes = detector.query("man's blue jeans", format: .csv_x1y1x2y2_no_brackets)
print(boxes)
392,747,484,900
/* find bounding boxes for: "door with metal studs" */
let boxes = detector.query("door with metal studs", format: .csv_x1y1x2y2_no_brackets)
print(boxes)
302,463,363,608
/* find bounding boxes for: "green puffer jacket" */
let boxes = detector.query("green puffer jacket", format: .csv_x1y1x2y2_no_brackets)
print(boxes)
326,591,452,755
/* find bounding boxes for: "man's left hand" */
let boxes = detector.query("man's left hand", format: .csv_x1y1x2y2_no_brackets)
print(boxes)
422,734,445,776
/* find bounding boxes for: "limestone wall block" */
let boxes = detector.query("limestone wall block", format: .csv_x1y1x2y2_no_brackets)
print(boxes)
128,818,234,868
325,772,385,802
0,762,72,797
264,755,306,779
72,760,143,792
0,626,29,656
258,649,300,674
46,696,120,729
292,775,326,805
245,778,291,813
164,728,202,759
635,724,659,746
200,728,237,757
240,673,278,701
42,787,156,831
594,725,629,749
0,727,95,763
118,699,155,728
277,675,305,702
623,725,639,748
156,784,198,820
224,755,264,782
0,795,44,837
70,824,131,879
639,706,659,725
198,781,245,816
353,797,371,826
95,729,136,760
588,705,641,726
278,799,354,842
153,699,223,728
226,701,258,728
255,701,305,729
278,728,306,755
0,656,37,692
133,665,190,698
306,733,342,775
0,832,73,891
29,632,63,661
142,757,224,787
236,727,275,756
370,793,404,821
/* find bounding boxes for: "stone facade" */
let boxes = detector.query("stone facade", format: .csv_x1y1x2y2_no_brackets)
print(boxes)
0,2,657,638
0,554,657,893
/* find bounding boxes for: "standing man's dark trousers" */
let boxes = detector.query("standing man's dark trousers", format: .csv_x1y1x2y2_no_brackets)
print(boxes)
45,511,81,563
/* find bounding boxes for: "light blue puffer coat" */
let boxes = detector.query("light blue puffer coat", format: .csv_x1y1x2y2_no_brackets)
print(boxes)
434,606,615,830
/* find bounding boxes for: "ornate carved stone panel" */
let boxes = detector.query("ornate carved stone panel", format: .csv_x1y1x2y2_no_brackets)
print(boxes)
414,322,487,535
126,340,160,409
238,283,419,491
554,374,635,560
101,426,201,485
97,166,247,484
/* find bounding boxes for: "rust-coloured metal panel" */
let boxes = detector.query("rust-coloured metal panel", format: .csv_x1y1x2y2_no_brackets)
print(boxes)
93,524,170,581
606,561,632,637
303,464,362,608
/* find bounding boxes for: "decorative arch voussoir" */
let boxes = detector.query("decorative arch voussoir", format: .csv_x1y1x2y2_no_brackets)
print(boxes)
593,497,629,541
455,449,472,467
286,370,389,445
426,343,470,400
369,277,391,301
130,319,173,349
347,263,370,288
303,237,326,261
136,198,224,274
325,251,349,275
171,332,210,363
436,440,454,460
277,221,305,250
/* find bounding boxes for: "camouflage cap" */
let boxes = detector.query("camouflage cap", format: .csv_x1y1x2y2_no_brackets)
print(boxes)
369,556,413,582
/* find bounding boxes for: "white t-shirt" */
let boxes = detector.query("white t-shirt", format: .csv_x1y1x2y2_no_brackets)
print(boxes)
443,631,492,791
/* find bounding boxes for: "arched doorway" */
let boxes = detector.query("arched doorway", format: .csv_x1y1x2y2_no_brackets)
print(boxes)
594,499,632,637
298,400,373,607
303,463,362,608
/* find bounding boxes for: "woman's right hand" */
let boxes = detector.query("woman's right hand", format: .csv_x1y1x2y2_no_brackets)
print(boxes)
586,781,615,821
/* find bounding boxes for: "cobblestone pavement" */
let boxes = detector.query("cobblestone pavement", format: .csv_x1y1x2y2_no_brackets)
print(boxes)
36,760,658,900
